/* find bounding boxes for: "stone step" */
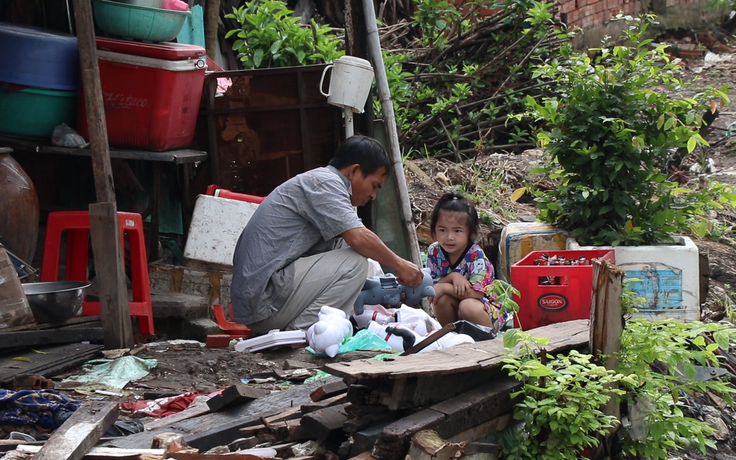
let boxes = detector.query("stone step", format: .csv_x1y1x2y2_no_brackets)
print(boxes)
150,289,208,320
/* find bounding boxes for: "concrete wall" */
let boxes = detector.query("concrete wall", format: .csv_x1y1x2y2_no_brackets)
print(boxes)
558,0,729,49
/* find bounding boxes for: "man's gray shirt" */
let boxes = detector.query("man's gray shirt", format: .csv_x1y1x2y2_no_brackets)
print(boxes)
231,166,364,325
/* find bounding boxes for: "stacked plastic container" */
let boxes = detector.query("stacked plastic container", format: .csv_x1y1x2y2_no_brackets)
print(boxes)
0,22,80,140
79,0,206,151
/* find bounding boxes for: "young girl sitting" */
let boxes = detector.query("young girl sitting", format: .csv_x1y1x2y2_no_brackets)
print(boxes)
425,192,509,332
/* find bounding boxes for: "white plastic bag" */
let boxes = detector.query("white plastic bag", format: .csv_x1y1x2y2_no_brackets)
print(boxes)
51,123,88,148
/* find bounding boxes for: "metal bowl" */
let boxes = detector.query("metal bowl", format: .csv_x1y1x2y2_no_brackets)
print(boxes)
22,281,91,323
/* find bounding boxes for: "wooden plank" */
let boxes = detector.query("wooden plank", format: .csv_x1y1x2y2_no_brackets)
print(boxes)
0,315,101,333
351,423,390,458
0,136,206,164
590,258,624,458
33,400,118,460
373,378,520,460
74,0,133,350
309,381,348,402
104,376,344,451
17,445,165,457
0,343,103,385
300,403,350,441
167,453,272,460
400,322,455,356
207,385,268,412
89,203,134,349
72,0,114,201
324,320,589,381
301,393,348,414
0,328,103,349
343,406,403,435
447,413,512,444
408,431,463,460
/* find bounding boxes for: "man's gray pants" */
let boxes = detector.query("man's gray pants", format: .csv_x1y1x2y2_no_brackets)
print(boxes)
247,248,368,335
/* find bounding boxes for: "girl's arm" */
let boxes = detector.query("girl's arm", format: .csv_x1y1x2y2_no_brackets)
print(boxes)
436,272,485,299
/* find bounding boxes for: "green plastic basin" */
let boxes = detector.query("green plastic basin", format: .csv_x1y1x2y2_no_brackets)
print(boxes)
0,85,77,140
92,0,190,43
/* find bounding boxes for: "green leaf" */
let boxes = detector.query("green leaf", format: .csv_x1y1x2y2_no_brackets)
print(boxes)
13,357,31,362
253,48,264,67
687,135,697,153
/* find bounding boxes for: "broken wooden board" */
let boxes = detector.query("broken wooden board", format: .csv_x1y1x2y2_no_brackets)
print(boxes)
33,400,118,460
309,381,348,402
0,328,104,349
206,384,268,412
372,378,520,460
0,342,103,386
300,403,350,442
324,320,588,381
104,376,344,452
324,320,588,409
408,430,464,460
15,444,165,458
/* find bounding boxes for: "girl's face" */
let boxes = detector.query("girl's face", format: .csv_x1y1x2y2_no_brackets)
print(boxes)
434,211,471,261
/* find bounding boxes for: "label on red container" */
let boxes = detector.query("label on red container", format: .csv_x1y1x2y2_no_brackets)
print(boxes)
538,293,568,311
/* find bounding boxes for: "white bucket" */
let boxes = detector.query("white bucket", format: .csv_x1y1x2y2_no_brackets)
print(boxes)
320,56,374,113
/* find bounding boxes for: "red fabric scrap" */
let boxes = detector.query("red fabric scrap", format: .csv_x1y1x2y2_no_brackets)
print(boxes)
119,391,200,418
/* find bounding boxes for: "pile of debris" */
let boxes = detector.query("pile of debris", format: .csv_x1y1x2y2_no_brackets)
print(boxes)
0,321,589,460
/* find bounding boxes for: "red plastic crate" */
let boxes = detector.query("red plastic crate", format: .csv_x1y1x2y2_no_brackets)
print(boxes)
510,249,615,330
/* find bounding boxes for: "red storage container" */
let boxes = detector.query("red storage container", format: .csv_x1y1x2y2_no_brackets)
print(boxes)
510,249,615,331
78,37,206,151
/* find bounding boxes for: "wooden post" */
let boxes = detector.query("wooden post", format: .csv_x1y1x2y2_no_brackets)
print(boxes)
362,0,422,267
589,258,625,458
205,0,221,60
74,0,134,349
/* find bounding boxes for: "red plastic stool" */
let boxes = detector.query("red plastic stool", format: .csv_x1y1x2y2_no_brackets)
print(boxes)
213,303,252,339
40,211,155,336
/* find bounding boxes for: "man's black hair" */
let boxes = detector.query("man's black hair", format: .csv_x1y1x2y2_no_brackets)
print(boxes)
328,135,391,177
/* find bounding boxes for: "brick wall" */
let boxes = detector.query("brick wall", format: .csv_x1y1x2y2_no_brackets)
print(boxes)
556,0,724,49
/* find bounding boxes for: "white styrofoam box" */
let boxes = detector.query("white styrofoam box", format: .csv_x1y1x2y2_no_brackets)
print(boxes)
567,236,700,322
183,194,259,267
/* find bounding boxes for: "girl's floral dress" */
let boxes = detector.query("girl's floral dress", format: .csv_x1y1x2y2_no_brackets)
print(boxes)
425,241,510,331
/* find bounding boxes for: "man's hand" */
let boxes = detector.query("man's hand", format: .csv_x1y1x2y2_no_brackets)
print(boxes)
395,260,424,288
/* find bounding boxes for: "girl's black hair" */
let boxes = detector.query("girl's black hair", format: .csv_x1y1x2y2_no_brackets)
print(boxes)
429,192,479,239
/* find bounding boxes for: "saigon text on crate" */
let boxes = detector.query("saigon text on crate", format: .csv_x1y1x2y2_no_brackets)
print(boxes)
511,249,615,330
77,37,206,152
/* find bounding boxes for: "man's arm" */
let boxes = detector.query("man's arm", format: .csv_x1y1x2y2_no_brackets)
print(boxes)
342,227,424,288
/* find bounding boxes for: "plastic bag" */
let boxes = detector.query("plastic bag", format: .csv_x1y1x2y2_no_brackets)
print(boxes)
306,329,393,357
51,123,88,148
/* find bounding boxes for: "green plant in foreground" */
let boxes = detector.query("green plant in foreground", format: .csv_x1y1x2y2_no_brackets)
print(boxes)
615,319,736,458
500,315,736,460
519,14,729,246
225,0,343,69
501,329,630,459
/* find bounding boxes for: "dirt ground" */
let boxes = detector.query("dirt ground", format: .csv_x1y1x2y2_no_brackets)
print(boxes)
31,48,736,459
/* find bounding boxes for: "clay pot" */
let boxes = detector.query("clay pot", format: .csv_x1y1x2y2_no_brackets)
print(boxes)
0,148,39,262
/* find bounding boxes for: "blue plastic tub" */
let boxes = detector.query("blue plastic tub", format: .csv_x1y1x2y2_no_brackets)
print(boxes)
0,22,79,90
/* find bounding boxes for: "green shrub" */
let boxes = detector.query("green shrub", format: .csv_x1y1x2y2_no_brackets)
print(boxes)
519,14,728,246
225,0,343,69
